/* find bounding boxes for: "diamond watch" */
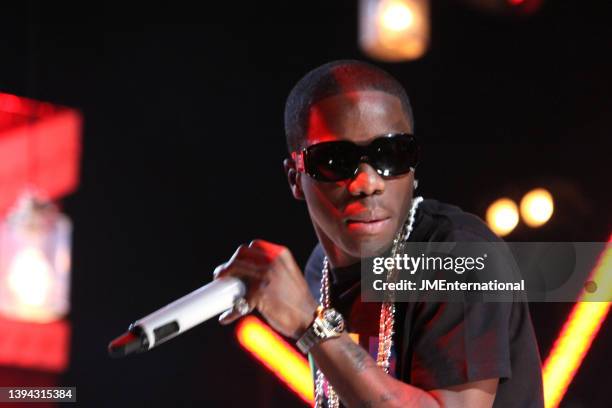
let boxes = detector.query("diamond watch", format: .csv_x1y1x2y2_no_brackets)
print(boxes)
296,306,345,354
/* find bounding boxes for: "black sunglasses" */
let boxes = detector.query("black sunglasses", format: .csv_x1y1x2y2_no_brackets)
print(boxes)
291,133,419,182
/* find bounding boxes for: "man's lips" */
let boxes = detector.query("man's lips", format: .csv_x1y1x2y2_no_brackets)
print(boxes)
345,218,392,234
345,212,392,234
344,208,391,223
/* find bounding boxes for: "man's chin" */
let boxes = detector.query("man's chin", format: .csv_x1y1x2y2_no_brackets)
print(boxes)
345,235,395,260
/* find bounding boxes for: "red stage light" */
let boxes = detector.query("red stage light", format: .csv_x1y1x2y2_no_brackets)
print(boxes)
0,93,81,217
0,93,79,374
0,316,70,372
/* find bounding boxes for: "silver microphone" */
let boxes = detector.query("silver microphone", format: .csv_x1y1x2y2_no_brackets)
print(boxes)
108,277,246,357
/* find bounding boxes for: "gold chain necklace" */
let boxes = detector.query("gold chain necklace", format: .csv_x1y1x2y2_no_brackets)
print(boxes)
315,196,423,408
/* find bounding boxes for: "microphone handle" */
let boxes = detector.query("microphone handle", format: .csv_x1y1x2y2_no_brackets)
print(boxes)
137,277,246,348
108,277,246,357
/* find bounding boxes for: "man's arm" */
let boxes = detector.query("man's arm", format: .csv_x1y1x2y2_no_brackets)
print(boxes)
214,240,498,408
310,332,498,408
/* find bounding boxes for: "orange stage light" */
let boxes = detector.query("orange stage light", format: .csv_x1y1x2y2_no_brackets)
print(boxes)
486,197,519,237
236,316,314,405
542,234,612,408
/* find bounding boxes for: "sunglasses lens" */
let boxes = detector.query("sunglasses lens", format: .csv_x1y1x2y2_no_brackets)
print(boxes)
306,142,360,181
303,134,419,181
370,134,418,176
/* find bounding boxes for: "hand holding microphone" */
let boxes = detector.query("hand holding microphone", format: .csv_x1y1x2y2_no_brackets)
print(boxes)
214,240,317,338
108,240,317,357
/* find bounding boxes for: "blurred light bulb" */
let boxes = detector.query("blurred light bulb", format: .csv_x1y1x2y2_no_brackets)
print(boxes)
0,192,72,323
7,247,52,307
359,0,430,62
486,198,519,237
380,2,414,31
520,188,554,227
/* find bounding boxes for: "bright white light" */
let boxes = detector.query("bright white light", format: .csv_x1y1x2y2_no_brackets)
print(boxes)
7,247,53,307
0,193,72,323
520,188,554,227
486,198,519,237
380,1,414,31
359,0,430,62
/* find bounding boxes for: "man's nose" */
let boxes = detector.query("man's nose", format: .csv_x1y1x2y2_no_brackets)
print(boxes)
347,163,385,196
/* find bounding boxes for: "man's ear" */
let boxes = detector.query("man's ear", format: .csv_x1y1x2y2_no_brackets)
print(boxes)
283,158,305,200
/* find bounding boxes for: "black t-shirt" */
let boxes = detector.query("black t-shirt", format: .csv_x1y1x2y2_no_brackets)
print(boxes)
304,199,544,408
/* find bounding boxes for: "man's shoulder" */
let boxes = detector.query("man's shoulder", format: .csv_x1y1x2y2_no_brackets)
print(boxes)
414,198,500,243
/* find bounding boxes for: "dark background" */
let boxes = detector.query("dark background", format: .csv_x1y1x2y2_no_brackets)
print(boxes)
1,1,611,407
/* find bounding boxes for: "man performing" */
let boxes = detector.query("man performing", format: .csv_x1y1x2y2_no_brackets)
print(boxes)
214,60,544,408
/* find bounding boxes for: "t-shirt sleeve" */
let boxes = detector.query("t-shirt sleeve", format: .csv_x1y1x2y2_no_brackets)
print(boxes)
407,300,512,390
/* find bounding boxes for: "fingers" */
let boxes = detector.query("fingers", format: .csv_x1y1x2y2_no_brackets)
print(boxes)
233,243,273,264
213,246,267,325
248,239,288,260
218,298,254,325
215,259,263,280
218,280,263,325
249,241,301,283
213,244,271,280
218,309,241,325
214,240,297,327
212,262,227,280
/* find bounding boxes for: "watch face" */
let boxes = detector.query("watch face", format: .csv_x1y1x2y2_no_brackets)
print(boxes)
322,308,345,333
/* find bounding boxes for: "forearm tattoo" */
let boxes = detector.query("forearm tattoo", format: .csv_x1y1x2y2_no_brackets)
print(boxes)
380,391,400,403
342,338,376,372
333,338,402,407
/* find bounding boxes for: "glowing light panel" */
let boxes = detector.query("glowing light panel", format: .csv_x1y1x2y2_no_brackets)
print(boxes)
236,316,314,404
542,234,612,408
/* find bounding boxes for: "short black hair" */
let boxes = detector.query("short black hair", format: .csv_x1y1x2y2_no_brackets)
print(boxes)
284,60,414,153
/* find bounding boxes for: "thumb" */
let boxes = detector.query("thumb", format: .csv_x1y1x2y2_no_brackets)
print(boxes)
218,308,242,325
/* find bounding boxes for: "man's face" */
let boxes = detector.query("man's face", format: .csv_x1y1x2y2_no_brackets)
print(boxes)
297,90,415,267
